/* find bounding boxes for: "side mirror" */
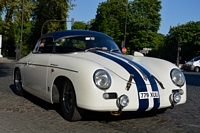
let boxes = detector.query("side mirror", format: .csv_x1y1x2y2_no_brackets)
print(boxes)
134,51,144,57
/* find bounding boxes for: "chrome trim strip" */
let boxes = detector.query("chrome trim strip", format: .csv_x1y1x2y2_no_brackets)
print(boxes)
53,66,78,73
50,64,58,66
16,62,78,73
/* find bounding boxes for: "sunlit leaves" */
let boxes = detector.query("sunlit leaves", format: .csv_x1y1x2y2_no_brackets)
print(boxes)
91,0,162,55
164,21,200,62
72,21,87,30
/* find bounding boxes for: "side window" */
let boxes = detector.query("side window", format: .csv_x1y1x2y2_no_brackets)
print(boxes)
33,37,54,53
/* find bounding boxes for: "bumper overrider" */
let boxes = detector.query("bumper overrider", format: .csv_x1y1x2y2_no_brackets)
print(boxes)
102,93,130,116
170,89,184,108
102,88,184,116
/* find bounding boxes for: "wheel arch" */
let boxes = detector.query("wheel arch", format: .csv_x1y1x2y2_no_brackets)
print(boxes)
13,67,20,80
52,76,77,104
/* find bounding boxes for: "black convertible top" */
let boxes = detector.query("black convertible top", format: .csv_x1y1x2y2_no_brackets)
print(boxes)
42,30,111,42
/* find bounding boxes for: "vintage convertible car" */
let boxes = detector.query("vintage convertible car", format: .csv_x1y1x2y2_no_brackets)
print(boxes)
13,30,186,121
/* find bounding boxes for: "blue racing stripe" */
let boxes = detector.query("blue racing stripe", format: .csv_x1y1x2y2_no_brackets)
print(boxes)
93,51,149,111
111,53,160,110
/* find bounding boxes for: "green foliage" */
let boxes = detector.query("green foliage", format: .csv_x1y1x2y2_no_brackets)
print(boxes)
91,0,125,45
147,33,165,58
0,0,75,57
30,0,75,50
164,21,200,63
90,0,162,56
0,18,3,33
1,0,199,63
86,19,95,30
72,21,87,30
0,0,16,56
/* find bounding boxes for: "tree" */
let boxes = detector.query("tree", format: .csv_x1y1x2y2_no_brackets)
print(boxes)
147,33,165,58
0,18,3,33
72,21,87,30
0,0,75,57
125,0,162,54
0,0,36,57
0,0,16,56
13,0,36,56
91,0,162,55
30,0,75,50
164,21,200,63
91,0,125,46
86,18,96,30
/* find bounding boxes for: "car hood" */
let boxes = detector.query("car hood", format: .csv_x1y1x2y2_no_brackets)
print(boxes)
69,51,177,85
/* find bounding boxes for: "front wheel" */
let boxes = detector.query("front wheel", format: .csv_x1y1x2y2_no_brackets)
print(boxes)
14,69,24,96
60,79,83,121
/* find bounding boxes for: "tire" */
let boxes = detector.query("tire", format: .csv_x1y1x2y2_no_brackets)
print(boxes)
14,69,24,96
194,67,199,72
60,79,82,121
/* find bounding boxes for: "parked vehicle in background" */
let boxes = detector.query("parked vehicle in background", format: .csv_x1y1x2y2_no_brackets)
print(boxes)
181,56,200,72
13,30,187,122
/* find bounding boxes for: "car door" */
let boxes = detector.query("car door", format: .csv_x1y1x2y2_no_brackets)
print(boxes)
23,37,54,94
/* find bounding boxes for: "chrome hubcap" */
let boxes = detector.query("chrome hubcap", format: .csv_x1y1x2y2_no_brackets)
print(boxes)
63,83,73,113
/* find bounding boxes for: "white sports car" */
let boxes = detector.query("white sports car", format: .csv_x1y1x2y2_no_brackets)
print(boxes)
13,30,186,121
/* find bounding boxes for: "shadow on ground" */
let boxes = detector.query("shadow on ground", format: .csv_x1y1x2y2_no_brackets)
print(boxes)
184,73,200,86
0,63,14,78
10,84,165,123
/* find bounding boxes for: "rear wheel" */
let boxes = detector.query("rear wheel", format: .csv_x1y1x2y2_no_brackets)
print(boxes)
14,69,24,96
194,67,199,72
60,79,82,121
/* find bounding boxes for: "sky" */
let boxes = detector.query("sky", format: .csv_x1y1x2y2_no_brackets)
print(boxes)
67,0,200,35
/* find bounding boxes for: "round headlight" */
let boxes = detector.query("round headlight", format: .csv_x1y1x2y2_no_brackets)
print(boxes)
170,68,185,87
93,69,111,90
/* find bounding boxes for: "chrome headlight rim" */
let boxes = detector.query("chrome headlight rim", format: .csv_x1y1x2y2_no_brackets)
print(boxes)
117,94,129,108
170,68,185,87
173,92,181,103
93,69,111,90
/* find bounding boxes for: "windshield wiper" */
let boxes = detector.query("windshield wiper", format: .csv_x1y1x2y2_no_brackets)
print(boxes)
110,49,119,53
85,47,108,52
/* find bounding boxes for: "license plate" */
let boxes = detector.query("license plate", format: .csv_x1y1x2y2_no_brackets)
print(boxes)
139,91,159,99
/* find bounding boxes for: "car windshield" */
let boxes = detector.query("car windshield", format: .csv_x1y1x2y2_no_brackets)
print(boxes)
193,56,200,61
189,56,200,62
55,36,121,53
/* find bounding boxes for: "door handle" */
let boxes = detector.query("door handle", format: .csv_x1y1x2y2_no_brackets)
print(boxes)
25,61,30,66
50,63,58,66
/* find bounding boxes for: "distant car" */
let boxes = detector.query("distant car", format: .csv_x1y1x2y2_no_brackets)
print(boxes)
182,56,200,72
13,30,187,121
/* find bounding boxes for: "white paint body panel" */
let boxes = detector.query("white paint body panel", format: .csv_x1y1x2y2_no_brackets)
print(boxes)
14,51,187,112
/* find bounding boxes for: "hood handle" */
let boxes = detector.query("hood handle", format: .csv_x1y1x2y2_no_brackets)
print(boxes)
126,74,134,91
